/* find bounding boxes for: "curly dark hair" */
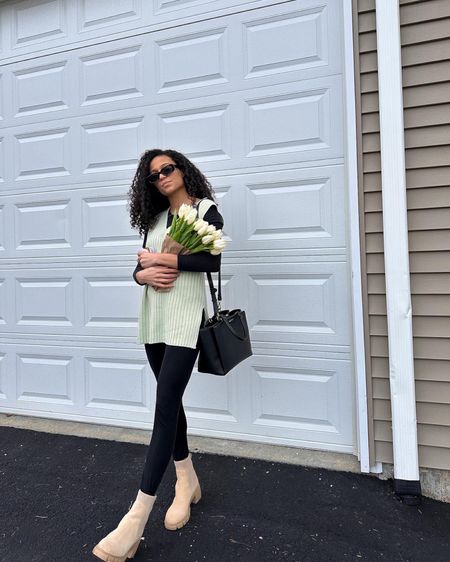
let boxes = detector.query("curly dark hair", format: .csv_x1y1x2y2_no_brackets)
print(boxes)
127,148,218,238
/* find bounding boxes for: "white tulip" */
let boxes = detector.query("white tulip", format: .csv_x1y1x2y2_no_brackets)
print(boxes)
213,238,226,250
197,225,209,236
186,208,198,224
202,234,214,245
178,204,190,219
206,224,216,234
210,248,222,255
210,229,222,240
193,219,208,232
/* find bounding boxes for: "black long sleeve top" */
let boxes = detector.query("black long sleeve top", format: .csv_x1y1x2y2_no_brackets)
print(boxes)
132,204,224,286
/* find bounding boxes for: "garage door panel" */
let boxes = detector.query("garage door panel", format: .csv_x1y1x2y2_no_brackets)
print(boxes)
154,25,229,96
80,114,147,175
16,349,78,409
247,354,353,449
11,57,75,120
242,77,343,160
15,274,76,329
8,0,70,52
79,44,145,108
237,165,346,251
15,126,73,183
242,3,334,77
82,353,151,416
79,0,143,33
158,100,233,164
244,262,352,348
245,173,335,244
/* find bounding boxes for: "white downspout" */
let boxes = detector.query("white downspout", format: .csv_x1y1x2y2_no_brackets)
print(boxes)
375,0,421,501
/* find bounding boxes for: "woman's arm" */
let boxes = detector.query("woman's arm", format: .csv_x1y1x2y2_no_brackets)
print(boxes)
177,250,221,273
177,205,224,272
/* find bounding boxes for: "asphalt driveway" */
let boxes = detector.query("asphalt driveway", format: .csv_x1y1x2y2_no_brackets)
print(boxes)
1,425,449,562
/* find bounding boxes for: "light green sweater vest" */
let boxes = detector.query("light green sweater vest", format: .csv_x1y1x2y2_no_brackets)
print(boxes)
137,198,215,349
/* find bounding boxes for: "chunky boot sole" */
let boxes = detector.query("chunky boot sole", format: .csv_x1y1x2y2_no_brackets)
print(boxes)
92,538,140,562
164,484,202,531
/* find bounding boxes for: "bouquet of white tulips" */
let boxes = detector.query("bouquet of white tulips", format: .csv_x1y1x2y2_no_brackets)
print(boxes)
161,202,226,256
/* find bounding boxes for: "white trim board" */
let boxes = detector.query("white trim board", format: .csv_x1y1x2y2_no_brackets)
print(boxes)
342,0,371,473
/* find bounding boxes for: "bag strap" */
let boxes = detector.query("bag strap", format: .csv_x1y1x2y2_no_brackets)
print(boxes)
206,270,222,317
197,198,222,317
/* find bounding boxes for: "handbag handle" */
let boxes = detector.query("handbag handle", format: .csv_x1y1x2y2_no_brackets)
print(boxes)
221,311,247,340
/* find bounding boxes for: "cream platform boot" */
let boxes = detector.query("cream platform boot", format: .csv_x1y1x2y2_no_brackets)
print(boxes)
164,453,202,530
92,489,156,562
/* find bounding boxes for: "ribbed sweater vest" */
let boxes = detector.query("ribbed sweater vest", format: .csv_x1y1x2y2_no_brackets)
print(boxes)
137,198,215,349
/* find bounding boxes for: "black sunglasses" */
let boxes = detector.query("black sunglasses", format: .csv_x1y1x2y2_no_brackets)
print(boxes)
146,163,180,184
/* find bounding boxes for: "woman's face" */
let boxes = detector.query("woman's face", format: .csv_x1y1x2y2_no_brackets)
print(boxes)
148,155,184,197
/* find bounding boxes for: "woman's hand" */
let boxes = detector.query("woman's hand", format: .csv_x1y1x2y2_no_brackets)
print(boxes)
135,265,179,289
137,248,179,272
137,248,159,268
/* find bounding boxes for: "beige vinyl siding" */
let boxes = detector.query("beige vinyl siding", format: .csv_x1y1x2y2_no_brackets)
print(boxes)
354,0,450,470
400,0,450,471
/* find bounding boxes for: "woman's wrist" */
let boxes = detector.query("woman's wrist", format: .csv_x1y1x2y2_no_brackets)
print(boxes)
155,252,178,269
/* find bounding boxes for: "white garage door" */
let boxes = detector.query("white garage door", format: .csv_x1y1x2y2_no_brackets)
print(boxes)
0,0,355,453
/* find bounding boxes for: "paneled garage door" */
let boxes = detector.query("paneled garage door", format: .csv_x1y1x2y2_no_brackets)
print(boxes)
0,0,356,454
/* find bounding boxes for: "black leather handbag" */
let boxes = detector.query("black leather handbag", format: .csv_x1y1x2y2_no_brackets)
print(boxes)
197,268,253,375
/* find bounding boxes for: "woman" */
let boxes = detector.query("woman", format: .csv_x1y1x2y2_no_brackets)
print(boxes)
92,149,224,562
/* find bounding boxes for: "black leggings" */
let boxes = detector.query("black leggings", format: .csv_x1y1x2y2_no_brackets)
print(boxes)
139,342,199,496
